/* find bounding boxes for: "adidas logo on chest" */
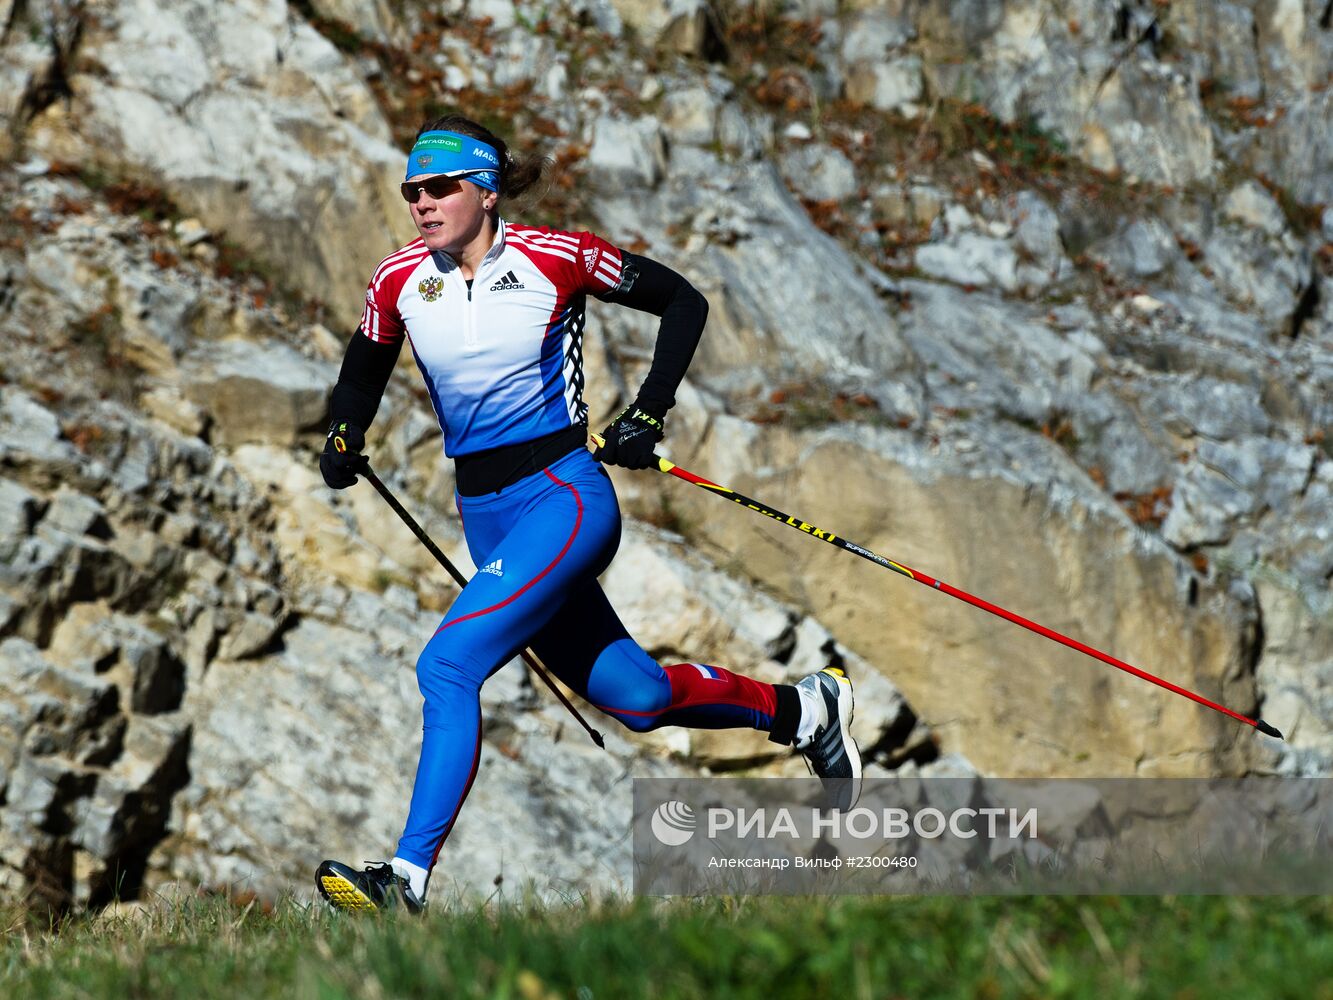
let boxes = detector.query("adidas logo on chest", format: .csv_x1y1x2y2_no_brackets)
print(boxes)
488,270,525,292
479,558,504,577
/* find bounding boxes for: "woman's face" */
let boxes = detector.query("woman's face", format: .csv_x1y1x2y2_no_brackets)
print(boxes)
404,174,496,253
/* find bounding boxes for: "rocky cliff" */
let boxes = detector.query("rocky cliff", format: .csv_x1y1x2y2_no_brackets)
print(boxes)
0,0,1328,910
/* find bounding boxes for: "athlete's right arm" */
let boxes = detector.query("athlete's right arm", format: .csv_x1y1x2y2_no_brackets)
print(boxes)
330,328,403,431
321,329,403,489
322,254,413,488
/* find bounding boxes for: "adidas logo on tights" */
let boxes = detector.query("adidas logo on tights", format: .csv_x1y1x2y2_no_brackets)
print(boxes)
479,559,504,577
488,271,524,292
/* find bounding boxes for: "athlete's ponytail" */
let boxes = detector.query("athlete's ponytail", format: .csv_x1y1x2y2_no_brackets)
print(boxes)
414,114,550,208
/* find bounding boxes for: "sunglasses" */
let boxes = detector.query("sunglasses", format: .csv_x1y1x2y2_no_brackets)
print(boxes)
400,175,467,204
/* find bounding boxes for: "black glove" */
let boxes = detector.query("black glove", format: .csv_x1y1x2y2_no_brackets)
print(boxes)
594,400,666,470
320,419,366,489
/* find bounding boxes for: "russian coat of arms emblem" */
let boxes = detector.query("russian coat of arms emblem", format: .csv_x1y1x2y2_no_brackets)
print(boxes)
419,276,444,302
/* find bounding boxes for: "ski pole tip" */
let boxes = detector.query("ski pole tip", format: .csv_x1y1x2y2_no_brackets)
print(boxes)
1254,718,1284,740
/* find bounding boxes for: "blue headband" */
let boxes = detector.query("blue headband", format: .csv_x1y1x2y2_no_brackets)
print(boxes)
406,131,500,191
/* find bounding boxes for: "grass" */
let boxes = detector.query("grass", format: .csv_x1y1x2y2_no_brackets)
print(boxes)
3,893,1331,998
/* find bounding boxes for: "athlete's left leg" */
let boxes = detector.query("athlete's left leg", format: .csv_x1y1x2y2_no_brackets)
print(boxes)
531,581,862,812
529,581,803,744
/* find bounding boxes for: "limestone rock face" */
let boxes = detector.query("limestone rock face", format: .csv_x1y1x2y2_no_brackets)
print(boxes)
606,0,709,55
844,54,924,113
916,232,1021,292
182,339,334,448
1,0,1330,912
18,0,412,321
594,157,916,410
0,637,191,909
588,115,668,189
915,1,1216,184
306,0,404,43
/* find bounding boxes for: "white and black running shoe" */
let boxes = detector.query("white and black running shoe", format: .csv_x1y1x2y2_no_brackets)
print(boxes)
794,667,862,810
315,860,423,915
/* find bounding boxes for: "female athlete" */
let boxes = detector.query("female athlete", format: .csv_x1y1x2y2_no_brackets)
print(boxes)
314,114,860,913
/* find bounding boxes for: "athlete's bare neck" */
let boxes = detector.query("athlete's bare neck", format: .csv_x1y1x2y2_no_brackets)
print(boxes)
450,216,498,280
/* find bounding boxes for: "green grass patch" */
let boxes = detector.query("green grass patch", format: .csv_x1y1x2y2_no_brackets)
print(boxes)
3,893,1331,998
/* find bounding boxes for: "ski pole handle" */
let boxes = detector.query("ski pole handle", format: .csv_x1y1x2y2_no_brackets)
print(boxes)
588,431,670,472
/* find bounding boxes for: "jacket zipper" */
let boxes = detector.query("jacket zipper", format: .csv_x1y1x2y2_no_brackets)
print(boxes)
463,269,477,349
463,231,502,350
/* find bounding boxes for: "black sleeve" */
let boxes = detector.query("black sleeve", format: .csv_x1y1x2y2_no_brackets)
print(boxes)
328,328,403,430
595,251,707,413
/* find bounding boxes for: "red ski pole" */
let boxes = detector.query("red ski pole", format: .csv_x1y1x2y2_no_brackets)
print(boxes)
630,446,1282,740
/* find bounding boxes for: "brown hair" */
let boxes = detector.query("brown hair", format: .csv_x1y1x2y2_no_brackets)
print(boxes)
414,114,550,208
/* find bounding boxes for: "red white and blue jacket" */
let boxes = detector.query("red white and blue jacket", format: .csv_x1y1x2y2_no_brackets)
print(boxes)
361,220,628,456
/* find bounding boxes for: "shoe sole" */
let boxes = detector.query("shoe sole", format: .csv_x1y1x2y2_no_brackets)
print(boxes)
318,870,379,913
822,668,863,803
